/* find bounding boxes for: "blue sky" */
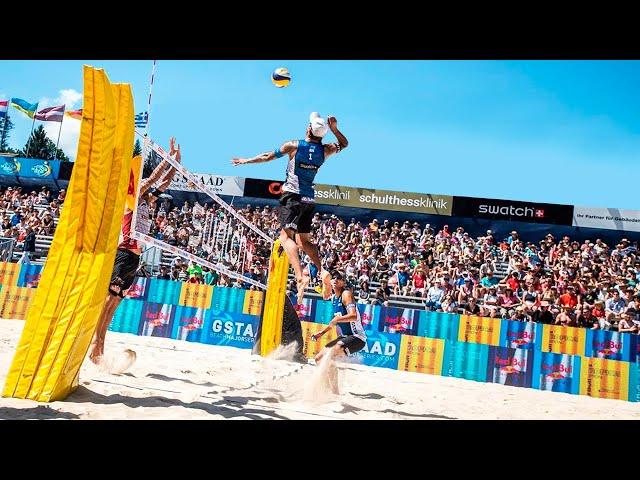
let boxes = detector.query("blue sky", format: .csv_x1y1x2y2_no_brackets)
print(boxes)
1,60,639,209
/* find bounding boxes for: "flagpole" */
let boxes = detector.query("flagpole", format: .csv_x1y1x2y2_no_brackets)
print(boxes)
24,113,37,158
0,109,8,152
146,60,157,137
54,106,65,160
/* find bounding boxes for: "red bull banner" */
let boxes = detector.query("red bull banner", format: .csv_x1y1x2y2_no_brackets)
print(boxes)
171,305,208,342
485,346,534,388
541,325,586,355
357,303,380,330
398,335,445,375
380,306,419,335
499,320,540,350
242,290,264,316
17,264,43,288
532,352,581,395
0,262,20,287
0,285,35,320
139,302,175,337
580,357,629,401
292,296,316,322
179,283,214,309
458,315,501,346
126,277,148,299
585,330,629,361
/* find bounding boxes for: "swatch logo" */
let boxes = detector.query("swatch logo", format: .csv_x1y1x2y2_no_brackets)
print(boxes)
479,204,544,219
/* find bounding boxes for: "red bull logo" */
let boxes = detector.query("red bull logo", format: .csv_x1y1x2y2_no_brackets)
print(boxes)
594,341,621,356
146,310,170,326
542,362,572,379
127,283,144,297
495,356,525,370
500,365,521,374
180,316,202,330
507,330,533,345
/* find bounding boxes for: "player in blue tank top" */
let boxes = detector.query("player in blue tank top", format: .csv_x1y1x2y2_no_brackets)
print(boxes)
310,269,367,394
232,112,349,305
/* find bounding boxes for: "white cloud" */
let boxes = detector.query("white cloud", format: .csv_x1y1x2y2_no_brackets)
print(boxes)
37,88,83,160
42,118,80,160
56,89,82,109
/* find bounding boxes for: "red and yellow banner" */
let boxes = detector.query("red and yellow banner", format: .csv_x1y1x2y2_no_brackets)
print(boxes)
541,325,586,355
398,335,444,375
0,285,36,320
580,357,629,401
301,320,337,359
0,262,20,287
243,290,264,316
458,315,501,346
179,283,214,309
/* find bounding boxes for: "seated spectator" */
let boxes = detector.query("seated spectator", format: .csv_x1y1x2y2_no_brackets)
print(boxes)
605,289,626,330
532,301,554,324
480,270,499,288
158,265,171,280
618,309,638,334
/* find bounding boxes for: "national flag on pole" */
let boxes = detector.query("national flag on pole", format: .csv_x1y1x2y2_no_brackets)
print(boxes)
10,98,38,119
65,108,82,120
135,111,148,128
34,105,65,122
0,100,8,119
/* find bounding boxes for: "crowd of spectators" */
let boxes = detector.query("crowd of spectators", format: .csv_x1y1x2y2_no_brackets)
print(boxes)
3,186,640,334
0,185,65,259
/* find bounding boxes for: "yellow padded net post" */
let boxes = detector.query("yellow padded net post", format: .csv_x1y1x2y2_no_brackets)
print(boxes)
259,239,290,356
2,65,134,402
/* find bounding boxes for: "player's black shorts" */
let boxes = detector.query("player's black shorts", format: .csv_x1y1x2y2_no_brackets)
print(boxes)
278,192,315,234
109,249,140,297
325,335,366,355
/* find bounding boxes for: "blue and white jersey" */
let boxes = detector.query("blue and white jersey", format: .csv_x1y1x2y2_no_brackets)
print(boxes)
282,140,325,200
332,292,367,341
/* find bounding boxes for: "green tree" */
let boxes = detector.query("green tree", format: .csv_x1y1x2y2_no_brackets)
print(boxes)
133,138,142,157
0,115,15,153
20,125,69,161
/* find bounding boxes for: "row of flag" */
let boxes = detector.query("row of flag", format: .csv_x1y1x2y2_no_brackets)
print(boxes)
0,98,148,127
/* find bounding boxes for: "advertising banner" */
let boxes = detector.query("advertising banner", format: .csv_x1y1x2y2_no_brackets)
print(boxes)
0,285,35,320
398,335,445,375
532,351,581,394
572,206,640,232
579,357,629,401
453,196,574,226
203,311,258,349
441,340,490,382
540,325,586,355
169,172,245,195
109,298,143,335
179,283,214,309
17,264,43,288
458,315,501,346
243,178,453,215
499,319,540,350
485,346,534,388
416,311,459,341
146,278,182,305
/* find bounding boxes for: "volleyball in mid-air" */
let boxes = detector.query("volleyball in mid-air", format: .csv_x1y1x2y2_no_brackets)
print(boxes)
271,67,291,88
